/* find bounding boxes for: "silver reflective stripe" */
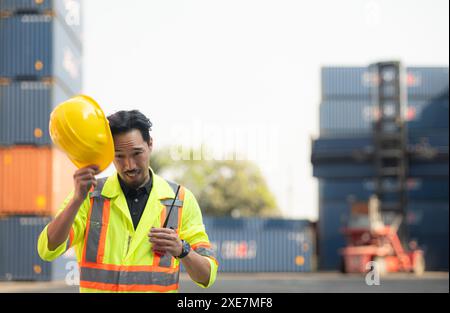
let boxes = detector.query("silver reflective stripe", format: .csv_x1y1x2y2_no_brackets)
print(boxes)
80,267,179,286
88,178,108,199
194,246,216,258
166,180,179,194
160,199,183,207
158,259,172,267
163,205,180,230
161,180,182,230
85,178,108,263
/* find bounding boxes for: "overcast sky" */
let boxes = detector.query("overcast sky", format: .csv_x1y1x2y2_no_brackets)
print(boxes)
83,0,449,220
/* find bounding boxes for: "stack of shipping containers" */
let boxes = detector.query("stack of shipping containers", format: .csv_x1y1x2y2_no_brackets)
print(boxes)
191,217,315,273
0,0,81,281
312,66,449,271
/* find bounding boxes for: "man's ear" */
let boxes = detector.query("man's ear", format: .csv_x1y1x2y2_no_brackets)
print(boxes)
148,136,153,152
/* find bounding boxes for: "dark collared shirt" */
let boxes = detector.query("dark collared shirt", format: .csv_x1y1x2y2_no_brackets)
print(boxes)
118,171,153,230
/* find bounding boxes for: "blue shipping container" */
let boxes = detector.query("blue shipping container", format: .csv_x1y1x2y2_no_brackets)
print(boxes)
0,216,50,281
0,80,72,146
0,14,82,95
320,97,449,137
317,201,349,270
313,163,375,179
409,129,449,146
322,66,449,100
409,162,449,177
322,67,371,100
200,217,315,272
408,234,449,271
319,99,374,137
319,201,449,240
311,136,374,162
313,162,449,179
406,202,449,236
0,216,79,281
0,0,82,42
318,236,347,271
319,178,449,202
407,68,449,99
312,132,448,164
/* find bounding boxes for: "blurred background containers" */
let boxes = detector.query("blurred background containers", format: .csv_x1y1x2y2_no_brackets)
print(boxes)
199,217,315,273
0,0,81,215
0,12,81,94
0,0,82,41
0,0,82,48
0,216,78,281
0,0,82,281
0,81,70,145
0,146,76,215
320,97,449,137
321,67,449,100
319,178,449,202
313,65,449,271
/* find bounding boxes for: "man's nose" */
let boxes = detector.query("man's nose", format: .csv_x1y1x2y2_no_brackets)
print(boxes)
124,157,136,170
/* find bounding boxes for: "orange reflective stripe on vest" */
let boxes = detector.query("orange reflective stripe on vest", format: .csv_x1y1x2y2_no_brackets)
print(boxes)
79,266,180,292
80,281,179,292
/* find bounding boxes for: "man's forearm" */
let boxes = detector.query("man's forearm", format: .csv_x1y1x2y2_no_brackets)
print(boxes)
181,250,212,286
47,197,83,251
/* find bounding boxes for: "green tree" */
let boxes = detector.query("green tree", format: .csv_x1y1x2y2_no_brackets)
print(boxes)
150,146,280,217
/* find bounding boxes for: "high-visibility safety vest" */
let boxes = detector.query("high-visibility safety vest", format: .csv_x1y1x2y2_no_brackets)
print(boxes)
38,168,218,293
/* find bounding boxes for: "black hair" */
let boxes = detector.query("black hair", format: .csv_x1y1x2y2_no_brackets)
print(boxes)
107,110,152,143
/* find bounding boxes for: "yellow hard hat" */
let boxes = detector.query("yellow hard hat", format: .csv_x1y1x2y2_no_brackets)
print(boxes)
49,95,114,172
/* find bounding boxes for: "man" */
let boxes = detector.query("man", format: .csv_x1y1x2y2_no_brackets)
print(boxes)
38,110,218,292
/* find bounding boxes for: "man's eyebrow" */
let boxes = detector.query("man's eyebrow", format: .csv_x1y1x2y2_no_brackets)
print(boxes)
115,147,144,152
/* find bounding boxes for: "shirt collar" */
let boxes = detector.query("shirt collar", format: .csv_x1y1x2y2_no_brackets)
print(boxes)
118,170,153,196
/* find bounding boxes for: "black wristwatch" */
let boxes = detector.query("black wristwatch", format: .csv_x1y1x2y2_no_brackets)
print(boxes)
176,240,191,259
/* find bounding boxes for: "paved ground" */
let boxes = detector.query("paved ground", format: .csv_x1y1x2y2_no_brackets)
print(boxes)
0,272,448,293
